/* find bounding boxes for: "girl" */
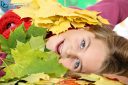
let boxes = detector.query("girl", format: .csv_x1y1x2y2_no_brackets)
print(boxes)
46,25,128,84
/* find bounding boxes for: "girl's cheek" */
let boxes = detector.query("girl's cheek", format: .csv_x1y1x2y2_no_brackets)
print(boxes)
59,58,74,71
46,40,52,50
46,36,56,51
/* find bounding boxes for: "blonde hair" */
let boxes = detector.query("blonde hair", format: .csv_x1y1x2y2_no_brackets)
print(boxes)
87,24,128,77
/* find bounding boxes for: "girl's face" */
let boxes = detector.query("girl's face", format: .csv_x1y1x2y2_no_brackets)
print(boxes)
46,29,109,73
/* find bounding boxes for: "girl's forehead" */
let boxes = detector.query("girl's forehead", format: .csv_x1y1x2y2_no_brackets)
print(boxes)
62,29,92,35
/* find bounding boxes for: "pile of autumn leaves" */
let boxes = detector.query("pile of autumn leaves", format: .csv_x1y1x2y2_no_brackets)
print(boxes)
12,0,109,34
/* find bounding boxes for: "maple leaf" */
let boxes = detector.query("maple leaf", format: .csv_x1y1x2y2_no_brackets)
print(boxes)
12,0,110,35
0,24,47,54
0,35,67,82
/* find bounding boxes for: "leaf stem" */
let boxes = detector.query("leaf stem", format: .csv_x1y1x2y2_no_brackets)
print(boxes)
0,57,16,77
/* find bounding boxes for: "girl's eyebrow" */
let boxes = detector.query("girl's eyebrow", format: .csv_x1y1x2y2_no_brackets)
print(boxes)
85,37,91,51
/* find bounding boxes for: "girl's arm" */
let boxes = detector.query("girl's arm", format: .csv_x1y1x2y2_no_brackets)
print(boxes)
113,17,128,39
87,0,128,27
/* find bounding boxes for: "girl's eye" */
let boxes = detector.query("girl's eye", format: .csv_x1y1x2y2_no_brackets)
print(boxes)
80,40,85,49
74,59,80,69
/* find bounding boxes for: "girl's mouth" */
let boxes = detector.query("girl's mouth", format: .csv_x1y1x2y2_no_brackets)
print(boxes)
56,39,64,55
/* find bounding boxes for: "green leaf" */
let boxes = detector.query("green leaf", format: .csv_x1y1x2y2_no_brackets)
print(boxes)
29,36,45,51
0,36,67,82
26,24,47,38
8,24,27,49
2,54,14,67
0,24,47,54
0,35,10,53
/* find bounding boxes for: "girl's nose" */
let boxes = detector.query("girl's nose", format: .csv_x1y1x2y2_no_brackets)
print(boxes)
65,48,78,58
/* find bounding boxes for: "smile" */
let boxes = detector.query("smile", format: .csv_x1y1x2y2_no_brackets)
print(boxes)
56,39,64,55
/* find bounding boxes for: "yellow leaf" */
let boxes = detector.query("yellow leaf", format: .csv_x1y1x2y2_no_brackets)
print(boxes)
35,23,53,29
35,0,63,18
98,16,110,25
80,74,100,82
74,73,124,85
76,80,91,85
13,7,35,18
11,0,32,4
35,18,53,24
54,17,66,25
23,73,50,83
49,20,71,34
49,16,60,22
75,10,99,19
29,0,40,9
94,77,123,85
57,7,78,17
12,0,110,34
71,22,85,28
32,78,60,85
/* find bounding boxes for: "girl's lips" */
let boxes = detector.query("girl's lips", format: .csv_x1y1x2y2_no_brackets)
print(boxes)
56,39,64,55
